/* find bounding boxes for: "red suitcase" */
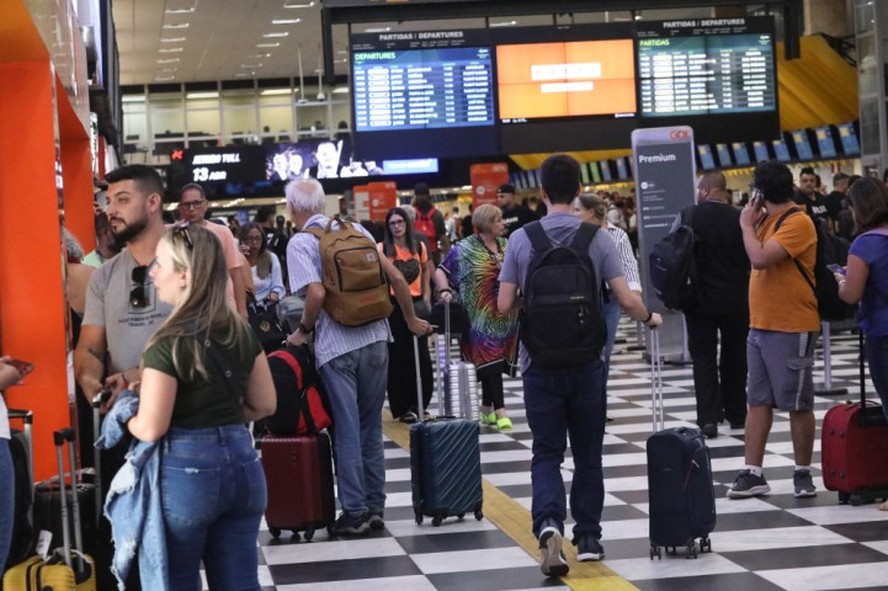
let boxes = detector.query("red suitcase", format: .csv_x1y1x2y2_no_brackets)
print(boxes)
821,332,888,505
260,432,335,540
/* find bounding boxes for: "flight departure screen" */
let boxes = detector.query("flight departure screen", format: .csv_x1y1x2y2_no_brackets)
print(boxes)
637,33,775,116
352,46,495,132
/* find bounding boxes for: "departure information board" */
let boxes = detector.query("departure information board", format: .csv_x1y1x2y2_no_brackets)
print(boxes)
638,35,775,116
637,19,776,118
352,46,495,132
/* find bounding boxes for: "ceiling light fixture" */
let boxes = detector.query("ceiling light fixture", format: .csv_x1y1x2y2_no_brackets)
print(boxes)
256,43,280,48
164,8,195,14
248,53,272,58
241,63,264,68
490,20,517,27
332,87,349,94
162,23,190,29
161,37,187,43
260,88,293,96
122,95,146,102
155,76,176,82
159,47,183,53
262,32,289,38
156,58,180,64
284,1,315,7
364,27,391,33
186,91,219,100
272,19,302,25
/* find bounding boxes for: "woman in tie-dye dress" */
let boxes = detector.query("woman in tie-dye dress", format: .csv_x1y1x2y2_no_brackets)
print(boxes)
435,204,519,431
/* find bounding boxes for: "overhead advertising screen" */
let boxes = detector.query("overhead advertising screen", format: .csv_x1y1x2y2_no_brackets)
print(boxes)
635,17,779,143
495,22,638,154
791,130,814,161
697,144,716,170
350,29,497,159
732,142,751,166
497,39,636,120
167,145,266,194
753,141,770,162
815,126,837,158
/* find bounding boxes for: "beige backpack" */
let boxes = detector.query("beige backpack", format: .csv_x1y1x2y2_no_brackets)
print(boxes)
304,217,393,326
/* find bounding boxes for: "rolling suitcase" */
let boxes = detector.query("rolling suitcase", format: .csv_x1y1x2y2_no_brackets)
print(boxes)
434,302,479,420
260,431,336,540
646,328,716,559
410,334,484,526
821,332,888,505
3,428,96,590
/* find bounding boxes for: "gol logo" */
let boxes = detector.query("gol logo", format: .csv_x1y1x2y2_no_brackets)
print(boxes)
669,129,690,141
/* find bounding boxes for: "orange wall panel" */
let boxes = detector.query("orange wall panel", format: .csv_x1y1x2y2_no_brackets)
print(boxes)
0,60,74,481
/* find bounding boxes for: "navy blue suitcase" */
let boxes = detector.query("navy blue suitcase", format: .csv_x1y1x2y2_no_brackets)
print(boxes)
646,427,716,559
409,335,483,526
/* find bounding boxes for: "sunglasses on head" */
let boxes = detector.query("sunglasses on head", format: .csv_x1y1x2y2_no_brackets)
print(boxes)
172,222,194,250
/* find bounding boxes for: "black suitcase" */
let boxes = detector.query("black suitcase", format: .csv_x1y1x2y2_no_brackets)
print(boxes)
409,335,484,526
646,329,716,559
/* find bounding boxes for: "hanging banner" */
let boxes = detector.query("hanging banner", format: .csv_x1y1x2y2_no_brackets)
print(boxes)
470,162,509,208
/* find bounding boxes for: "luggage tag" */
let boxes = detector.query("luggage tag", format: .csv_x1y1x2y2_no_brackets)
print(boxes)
36,529,52,560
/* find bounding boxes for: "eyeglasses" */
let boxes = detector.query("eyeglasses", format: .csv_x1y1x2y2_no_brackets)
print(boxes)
243,235,264,244
130,264,150,308
172,222,194,250
388,219,406,227
179,200,206,211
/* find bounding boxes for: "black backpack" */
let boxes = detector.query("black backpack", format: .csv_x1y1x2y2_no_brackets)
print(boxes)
520,221,606,369
649,207,701,311
774,207,855,321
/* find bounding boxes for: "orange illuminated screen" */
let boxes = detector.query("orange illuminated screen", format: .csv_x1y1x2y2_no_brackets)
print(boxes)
497,39,636,119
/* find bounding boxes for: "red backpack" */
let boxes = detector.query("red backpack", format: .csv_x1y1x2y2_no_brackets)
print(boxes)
265,347,332,435
414,208,439,254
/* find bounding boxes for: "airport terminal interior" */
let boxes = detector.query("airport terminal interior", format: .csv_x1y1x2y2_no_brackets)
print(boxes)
4,0,888,590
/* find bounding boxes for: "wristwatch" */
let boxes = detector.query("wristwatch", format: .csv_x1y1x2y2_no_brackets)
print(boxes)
298,322,314,334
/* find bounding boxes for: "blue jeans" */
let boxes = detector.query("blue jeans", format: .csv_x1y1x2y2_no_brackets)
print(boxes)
523,361,606,542
319,340,388,516
0,438,12,572
161,425,266,591
867,334,888,422
601,295,622,380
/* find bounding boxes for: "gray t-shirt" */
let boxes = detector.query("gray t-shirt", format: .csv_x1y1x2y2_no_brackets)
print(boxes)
498,212,624,372
82,249,174,374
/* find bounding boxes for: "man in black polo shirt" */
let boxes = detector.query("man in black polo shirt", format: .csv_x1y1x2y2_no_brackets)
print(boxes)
497,183,538,237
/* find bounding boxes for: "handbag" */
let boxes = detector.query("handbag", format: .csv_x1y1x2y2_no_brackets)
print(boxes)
247,299,287,354
430,300,470,335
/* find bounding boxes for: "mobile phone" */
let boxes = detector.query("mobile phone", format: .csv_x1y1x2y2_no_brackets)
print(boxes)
6,359,33,375
827,264,846,276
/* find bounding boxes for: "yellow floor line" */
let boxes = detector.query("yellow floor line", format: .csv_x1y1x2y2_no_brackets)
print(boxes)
381,412,639,591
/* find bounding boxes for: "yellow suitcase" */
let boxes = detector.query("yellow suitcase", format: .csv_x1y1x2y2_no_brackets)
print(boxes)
2,429,96,590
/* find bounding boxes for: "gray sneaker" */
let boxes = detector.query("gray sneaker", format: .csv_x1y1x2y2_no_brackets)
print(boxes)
538,528,569,578
793,470,817,498
727,469,771,498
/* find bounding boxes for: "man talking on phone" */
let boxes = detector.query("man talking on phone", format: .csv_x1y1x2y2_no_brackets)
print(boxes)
728,161,820,500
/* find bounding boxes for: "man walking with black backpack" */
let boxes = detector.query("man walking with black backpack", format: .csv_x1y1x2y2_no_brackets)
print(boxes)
498,155,661,578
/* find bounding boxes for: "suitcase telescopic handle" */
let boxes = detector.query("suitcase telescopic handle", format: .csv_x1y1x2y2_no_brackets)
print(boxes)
414,334,425,419
92,392,105,528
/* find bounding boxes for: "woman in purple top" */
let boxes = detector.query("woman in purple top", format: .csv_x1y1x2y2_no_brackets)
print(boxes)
836,177,888,510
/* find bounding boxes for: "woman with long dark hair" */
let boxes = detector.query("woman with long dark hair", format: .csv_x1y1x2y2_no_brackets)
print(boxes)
379,207,433,422
239,222,285,304
126,224,275,590
836,177,888,512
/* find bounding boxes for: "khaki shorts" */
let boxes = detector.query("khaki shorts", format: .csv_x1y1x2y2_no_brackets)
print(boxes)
746,329,817,412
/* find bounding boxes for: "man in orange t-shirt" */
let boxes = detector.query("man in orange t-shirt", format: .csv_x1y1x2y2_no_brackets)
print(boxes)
728,161,820,500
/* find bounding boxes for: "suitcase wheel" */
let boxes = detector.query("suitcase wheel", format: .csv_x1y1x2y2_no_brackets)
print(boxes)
432,516,443,527
686,542,698,559
849,494,863,507
649,545,662,560
700,537,712,553
327,525,335,538
303,528,315,542
456,513,465,521
474,508,483,521
269,526,282,539
838,491,850,505
414,510,424,525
